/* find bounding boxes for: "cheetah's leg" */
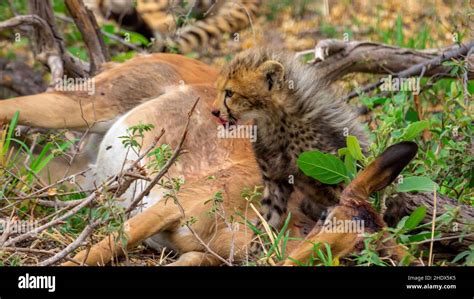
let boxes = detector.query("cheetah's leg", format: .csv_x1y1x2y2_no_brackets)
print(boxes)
260,179,294,229
250,179,293,257
299,198,328,222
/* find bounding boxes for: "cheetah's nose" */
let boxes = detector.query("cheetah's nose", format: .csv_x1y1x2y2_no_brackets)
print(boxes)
211,109,220,117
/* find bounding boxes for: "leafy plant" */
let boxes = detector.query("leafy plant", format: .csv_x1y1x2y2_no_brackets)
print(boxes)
297,151,349,184
0,111,19,167
147,144,173,172
119,123,155,150
396,176,438,193
452,245,474,266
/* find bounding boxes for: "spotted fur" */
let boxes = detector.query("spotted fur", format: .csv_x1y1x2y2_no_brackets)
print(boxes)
212,48,369,233
91,0,260,53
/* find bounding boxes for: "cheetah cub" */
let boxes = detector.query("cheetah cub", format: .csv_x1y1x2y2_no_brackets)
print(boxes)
211,48,368,232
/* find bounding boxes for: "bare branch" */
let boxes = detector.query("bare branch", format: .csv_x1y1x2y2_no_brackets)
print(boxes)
0,15,63,84
65,0,109,74
1,129,166,264
1,247,82,265
38,218,101,266
310,39,474,84
341,40,474,101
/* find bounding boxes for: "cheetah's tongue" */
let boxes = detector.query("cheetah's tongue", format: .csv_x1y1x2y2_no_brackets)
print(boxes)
217,117,227,125
218,117,237,126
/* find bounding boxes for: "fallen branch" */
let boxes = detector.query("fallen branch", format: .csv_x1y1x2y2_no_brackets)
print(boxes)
0,15,63,84
341,40,474,101
1,247,82,265
0,2,90,80
64,0,109,74
309,39,474,84
55,13,145,53
2,190,98,247
386,191,474,251
38,218,101,266
28,0,89,78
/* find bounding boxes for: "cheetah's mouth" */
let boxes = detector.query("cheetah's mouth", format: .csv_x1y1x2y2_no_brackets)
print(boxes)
218,107,238,127
221,97,238,127
218,116,237,127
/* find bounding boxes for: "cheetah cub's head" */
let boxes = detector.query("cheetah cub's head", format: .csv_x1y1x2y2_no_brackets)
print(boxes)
211,51,286,126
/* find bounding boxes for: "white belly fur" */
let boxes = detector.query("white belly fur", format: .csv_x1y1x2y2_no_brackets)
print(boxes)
87,110,172,251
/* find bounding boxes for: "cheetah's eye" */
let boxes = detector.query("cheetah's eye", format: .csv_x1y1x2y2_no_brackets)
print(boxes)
225,89,234,98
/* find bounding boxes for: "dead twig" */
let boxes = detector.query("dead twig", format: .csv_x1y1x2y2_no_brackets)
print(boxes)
18,129,166,265
55,13,145,53
38,218,101,266
0,213,13,247
1,247,82,265
64,0,109,74
28,0,90,78
1,189,98,248
428,188,437,266
0,15,63,84
113,129,166,199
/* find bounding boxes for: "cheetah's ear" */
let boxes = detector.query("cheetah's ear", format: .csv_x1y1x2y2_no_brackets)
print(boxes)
258,60,285,91
341,141,418,203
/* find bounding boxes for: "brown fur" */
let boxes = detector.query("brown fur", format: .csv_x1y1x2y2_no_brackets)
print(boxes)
0,53,218,131
284,142,418,265
1,52,413,266
93,0,260,53
62,84,314,266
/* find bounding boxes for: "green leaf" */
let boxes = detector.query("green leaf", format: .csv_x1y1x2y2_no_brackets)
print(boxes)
102,24,116,34
404,206,427,230
67,46,88,61
120,30,150,46
346,135,364,160
112,51,136,62
396,176,438,193
407,231,440,243
405,108,419,122
2,110,19,154
396,216,408,230
337,147,348,157
400,120,429,141
297,151,348,184
452,251,470,264
344,154,356,180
